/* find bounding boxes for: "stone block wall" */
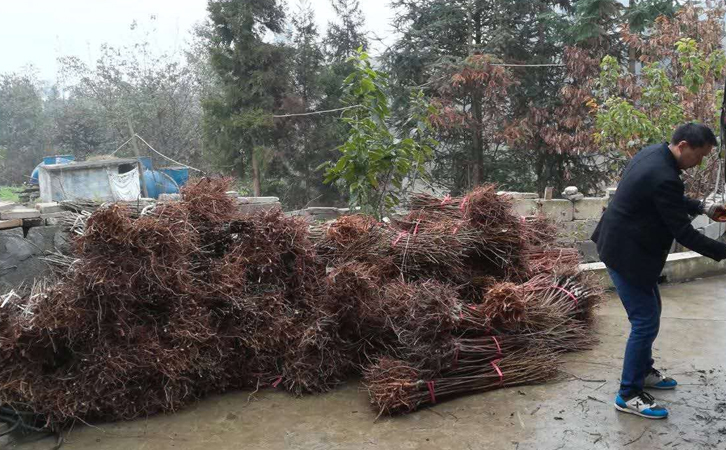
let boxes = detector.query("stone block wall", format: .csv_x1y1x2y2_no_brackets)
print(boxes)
509,189,726,263
508,194,608,263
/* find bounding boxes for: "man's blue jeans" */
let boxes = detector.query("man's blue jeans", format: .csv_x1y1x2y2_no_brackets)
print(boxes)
607,267,662,398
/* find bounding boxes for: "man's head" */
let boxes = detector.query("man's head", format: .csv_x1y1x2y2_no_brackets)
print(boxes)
669,123,718,170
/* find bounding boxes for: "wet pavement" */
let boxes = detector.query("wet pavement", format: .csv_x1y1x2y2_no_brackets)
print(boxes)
4,275,726,450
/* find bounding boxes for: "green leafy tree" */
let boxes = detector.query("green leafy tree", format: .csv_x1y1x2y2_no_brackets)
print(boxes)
569,0,623,52
55,19,209,168
202,0,289,196
44,87,114,159
570,0,678,72
323,0,368,107
594,3,726,197
0,73,46,185
325,0,368,60
281,0,371,206
625,0,677,33
428,54,516,190
284,1,328,206
386,1,618,195
324,51,436,218
504,47,611,195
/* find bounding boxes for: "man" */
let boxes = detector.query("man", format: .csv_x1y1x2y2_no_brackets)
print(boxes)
592,123,726,419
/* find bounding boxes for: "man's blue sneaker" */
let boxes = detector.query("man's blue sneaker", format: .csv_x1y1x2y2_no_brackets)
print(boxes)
615,392,669,419
644,368,678,390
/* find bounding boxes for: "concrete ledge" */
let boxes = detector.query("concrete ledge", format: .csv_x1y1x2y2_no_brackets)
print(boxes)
581,251,726,289
498,192,538,199
237,197,279,205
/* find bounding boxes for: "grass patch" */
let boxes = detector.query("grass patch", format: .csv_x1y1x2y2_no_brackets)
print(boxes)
0,186,20,202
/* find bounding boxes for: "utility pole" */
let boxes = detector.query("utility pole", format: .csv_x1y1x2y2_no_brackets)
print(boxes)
127,119,149,199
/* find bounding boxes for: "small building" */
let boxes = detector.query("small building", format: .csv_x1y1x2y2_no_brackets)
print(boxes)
38,158,142,203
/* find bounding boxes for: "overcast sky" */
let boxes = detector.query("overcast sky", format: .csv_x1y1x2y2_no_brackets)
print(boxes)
0,0,396,81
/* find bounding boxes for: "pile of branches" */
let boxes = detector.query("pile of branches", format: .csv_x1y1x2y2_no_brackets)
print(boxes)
0,181,603,430
312,186,602,415
0,179,343,429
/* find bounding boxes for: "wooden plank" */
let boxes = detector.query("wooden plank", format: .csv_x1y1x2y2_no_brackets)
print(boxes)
0,208,41,220
0,219,22,230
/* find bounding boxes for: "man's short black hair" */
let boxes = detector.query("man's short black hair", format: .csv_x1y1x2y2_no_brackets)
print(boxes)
671,122,718,148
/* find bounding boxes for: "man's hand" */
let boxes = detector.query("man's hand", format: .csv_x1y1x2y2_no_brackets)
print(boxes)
706,203,726,222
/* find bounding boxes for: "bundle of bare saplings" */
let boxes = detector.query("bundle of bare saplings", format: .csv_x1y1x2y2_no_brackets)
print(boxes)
0,179,602,430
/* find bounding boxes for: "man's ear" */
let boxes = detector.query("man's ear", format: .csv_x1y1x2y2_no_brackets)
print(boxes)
673,140,690,155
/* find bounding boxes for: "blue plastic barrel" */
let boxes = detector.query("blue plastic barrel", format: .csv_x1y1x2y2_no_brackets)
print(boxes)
138,157,153,170
142,169,180,199
31,155,75,184
43,155,75,165
159,167,189,188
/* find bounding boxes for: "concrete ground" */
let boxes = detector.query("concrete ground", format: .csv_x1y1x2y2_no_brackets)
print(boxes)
4,276,726,450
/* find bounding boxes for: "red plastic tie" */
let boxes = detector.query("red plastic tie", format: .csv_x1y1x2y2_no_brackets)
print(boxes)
492,336,502,355
491,359,504,386
427,381,437,404
459,196,469,212
272,376,283,388
552,285,578,307
392,231,408,247
413,220,421,236
441,194,452,205
451,223,461,235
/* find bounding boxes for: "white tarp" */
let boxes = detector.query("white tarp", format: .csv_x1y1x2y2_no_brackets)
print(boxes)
107,167,141,201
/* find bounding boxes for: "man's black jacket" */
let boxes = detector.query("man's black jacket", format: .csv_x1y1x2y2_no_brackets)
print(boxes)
592,143,726,287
